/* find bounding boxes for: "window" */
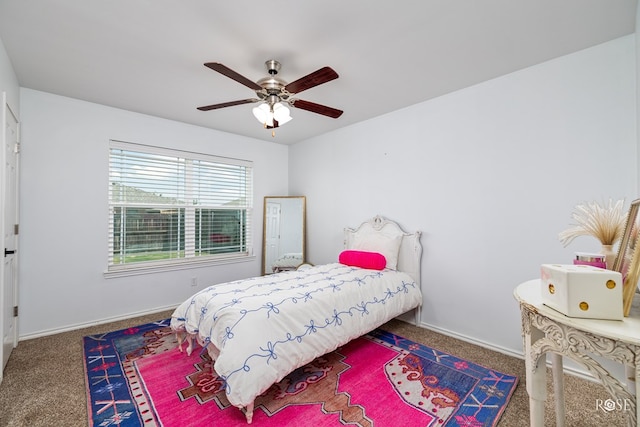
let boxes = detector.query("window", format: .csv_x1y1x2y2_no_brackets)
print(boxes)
107,140,253,273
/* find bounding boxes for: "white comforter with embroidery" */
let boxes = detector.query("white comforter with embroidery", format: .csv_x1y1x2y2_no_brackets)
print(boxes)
170,263,421,409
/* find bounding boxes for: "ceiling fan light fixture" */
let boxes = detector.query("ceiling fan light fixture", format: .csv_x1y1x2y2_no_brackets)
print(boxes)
252,101,292,128
252,103,272,126
273,102,292,125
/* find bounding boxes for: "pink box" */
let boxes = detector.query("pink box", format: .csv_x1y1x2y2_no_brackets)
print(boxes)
573,259,606,269
573,252,606,269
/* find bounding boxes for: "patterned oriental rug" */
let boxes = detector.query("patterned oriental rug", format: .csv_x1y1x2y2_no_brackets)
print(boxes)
83,319,518,426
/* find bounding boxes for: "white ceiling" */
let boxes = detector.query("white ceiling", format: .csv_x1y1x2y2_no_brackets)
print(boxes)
0,1,636,145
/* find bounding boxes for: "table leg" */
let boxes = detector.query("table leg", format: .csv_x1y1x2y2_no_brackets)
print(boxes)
626,365,636,395
551,353,565,427
635,362,639,427
525,323,546,427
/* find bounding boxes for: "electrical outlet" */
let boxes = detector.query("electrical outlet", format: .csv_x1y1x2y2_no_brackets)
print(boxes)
190,277,198,287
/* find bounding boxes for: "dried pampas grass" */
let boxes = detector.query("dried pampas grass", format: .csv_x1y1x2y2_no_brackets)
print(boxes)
558,199,626,247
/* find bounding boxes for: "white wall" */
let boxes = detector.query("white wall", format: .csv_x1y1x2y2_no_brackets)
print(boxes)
0,37,19,112
637,0,640,191
289,35,637,356
18,89,288,337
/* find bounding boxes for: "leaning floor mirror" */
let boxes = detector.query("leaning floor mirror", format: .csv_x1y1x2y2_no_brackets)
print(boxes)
262,196,306,275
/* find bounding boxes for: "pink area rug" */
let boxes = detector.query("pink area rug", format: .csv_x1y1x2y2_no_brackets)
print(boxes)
83,319,518,426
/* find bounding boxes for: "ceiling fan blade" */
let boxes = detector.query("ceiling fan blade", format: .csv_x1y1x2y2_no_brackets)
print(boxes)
291,99,343,118
204,63,262,91
285,67,339,94
197,99,257,111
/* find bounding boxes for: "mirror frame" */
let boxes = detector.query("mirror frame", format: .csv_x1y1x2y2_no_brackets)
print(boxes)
262,196,306,275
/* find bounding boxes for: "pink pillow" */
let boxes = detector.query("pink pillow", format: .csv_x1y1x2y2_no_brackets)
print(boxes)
339,250,387,270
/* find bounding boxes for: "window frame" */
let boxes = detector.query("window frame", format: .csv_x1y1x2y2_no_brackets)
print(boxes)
105,140,254,277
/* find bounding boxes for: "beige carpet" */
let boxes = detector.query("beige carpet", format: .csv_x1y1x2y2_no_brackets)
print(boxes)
0,310,629,426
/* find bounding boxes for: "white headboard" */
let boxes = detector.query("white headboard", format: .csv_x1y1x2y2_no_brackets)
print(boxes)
344,215,423,292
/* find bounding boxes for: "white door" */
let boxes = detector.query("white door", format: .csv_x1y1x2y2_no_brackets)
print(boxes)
1,95,19,381
264,202,281,274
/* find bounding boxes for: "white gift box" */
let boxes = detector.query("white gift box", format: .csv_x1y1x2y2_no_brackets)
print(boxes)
540,264,623,320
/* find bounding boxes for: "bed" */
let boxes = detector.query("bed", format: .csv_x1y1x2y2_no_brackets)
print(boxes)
270,252,303,272
170,215,423,423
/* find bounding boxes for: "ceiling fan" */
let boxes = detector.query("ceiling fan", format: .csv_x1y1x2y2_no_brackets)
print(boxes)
197,60,343,134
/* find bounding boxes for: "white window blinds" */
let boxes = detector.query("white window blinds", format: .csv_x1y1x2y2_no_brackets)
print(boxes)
108,140,253,271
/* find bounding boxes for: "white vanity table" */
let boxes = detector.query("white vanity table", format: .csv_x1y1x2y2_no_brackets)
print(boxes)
514,279,640,426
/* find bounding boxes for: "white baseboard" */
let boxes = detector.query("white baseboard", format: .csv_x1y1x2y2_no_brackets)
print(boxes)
417,321,524,359
416,321,607,384
19,304,177,341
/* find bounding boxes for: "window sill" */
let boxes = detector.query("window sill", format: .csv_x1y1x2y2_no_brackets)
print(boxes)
103,254,256,279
